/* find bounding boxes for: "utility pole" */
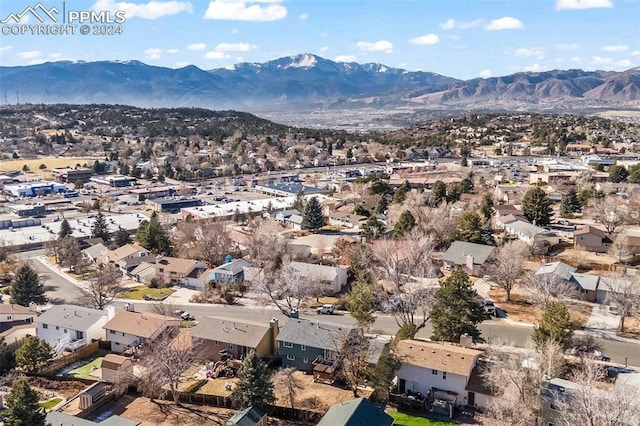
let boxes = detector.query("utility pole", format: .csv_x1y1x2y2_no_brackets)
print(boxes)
16,91,20,105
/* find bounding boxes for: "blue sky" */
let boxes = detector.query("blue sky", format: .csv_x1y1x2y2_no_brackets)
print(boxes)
0,0,638,79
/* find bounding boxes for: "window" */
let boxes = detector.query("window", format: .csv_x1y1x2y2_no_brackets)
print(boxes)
159,268,164,272
56,326,60,330
286,354,295,361
303,358,309,364
301,345,306,351
282,341,293,348
442,372,447,380
110,330,116,335
432,369,438,375
42,324,48,329
227,344,233,350
64,328,68,334
6,316,11,320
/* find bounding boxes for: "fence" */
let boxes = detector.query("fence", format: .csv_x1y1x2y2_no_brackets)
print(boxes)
40,341,100,375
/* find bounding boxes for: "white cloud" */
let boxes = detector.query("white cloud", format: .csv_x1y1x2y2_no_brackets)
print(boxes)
556,43,580,50
204,51,229,59
398,62,407,69
570,56,583,63
319,46,329,53
484,17,524,30
409,33,440,45
187,43,207,50
479,69,492,78
601,45,628,52
555,56,583,64
555,0,613,10
0,46,12,53
632,51,640,56
334,55,357,62
615,59,632,67
299,12,308,20
92,0,193,19
439,18,482,30
48,53,62,59
514,47,545,59
214,42,256,52
144,48,163,59
590,57,632,68
166,49,179,54
592,55,612,64
524,63,543,72
175,61,190,67
17,51,41,59
356,40,393,53
203,0,287,22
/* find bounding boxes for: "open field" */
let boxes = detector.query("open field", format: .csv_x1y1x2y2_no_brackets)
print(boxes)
389,411,456,426
0,157,98,174
118,286,175,300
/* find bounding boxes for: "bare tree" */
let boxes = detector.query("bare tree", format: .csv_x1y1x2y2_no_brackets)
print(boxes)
245,219,288,272
138,332,199,405
524,271,578,308
487,241,528,301
272,367,303,409
150,301,178,317
552,360,640,426
251,263,313,317
609,234,632,263
587,196,628,234
81,263,121,309
605,275,640,333
174,221,234,267
335,332,371,398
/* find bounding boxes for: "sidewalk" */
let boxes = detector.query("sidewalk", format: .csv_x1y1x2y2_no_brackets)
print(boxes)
34,255,90,291
473,278,535,328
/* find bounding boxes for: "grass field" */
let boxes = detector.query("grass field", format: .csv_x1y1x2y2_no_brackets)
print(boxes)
66,357,103,380
0,157,98,173
118,286,175,300
39,397,63,410
389,411,456,426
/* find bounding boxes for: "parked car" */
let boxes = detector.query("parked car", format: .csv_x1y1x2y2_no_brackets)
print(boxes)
484,300,497,316
317,304,335,315
174,310,195,321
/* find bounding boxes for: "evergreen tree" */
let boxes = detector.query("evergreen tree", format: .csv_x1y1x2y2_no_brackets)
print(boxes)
628,164,640,184
560,189,581,215
136,212,172,254
15,336,52,374
429,180,447,206
91,211,110,242
58,219,72,239
370,180,390,196
455,211,495,245
0,336,15,375
393,210,416,239
430,271,487,343
458,177,474,193
608,164,628,183
480,193,495,221
532,301,575,350
230,350,275,409
374,195,389,215
348,270,376,329
113,226,131,247
10,265,46,306
301,196,325,232
522,187,554,226
4,376,46,426
393,182,409,204
361,216,386,240
446,184,462,204
292,190,306,213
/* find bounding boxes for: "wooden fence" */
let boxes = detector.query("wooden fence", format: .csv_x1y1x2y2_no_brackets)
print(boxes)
40,341,100,375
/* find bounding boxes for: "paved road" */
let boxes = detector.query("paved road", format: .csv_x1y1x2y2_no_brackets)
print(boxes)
30,256,86,305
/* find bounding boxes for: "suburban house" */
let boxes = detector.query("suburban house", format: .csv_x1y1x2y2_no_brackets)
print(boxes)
394,339,491,415
46,412,140,426
0,304,37,347
116,254,158,276
190,317,279,362
573,226,614,253
101,244,151,274
277,318,356,373
226,405,268,426
154,256,208,288
82,242,108,264
206,258,252,286
289,261,349,294
101,353,133,383
327,212,367,229
317,398,394,426
129,262,156,283
103,311,181,353
285,214,304,230
274,209,300,223
539,378,581,426
442,241,496,276
37,305,115,356
503,220,559,253
534,262,614,303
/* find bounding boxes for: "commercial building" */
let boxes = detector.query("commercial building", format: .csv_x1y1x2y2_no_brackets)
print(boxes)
146,197,203,213
253,183,331,197
51,167,93,183
8,203,46,217
3,181,67,197
90,175,137,187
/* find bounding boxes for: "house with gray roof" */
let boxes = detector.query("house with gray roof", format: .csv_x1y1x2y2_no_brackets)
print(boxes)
226,405,267,426
535,261,576,281
503,220,559,253
82,242,107,264
277,318,356,372
206,258,252,285
46,412,140,426
535,262,615,303
317,398,394,426
289,261,348,293
442,241,496,276
37,305,115,356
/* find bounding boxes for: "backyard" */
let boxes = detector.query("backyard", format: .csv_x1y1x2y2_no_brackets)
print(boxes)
118,286,175,300
389,411,456,426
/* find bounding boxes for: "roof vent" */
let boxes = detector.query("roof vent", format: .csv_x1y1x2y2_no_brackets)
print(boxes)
446,353,451,357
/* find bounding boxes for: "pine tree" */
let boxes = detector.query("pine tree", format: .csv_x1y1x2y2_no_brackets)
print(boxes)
91,211,110,242
10,264,46,306
230,350,275,409
292,190,306,213
393,210,416,239
374,195,389,215
429,180,447,207
361,216,385,240
58,219,72,239
393,181,410,204
522,187,554,226
560,189,581,215
348,270,376,329
0,336,15,375
4,376,46,426
455,211,495,245
113,226,131,247
608,164,628,183
480,193,495,221
15,336,52,374
532,301,575,350
301,196,325,232
136,212,172,254
430,271,487,343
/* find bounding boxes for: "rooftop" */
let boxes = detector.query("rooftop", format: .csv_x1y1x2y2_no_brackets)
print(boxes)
442,241,496,266
36,305,109,330
317,397,393,426
395,339,482,377
191,317,271,348
103,311,179,338
277,318,355,350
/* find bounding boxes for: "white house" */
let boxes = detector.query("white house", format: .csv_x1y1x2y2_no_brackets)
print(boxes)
394,339,491,412
503,220,560,252
36,305,114,356
289,261,348,294
102,311,180,353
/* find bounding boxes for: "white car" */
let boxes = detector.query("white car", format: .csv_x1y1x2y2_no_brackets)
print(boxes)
317,304,335,315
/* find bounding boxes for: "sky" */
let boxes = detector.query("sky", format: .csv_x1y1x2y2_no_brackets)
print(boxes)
0,0,638,79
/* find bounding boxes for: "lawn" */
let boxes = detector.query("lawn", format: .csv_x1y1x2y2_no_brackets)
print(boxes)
389,411,456,426
118,286,175,300
66,357,103,380
39,398,63,410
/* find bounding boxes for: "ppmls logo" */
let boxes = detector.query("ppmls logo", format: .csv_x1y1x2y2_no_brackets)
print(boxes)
1,2,59,24
2,2,126,36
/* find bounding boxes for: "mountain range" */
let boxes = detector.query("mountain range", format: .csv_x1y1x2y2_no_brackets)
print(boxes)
1,53,639,113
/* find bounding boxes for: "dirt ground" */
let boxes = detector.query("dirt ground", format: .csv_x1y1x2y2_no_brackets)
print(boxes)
27,377,88,400
557,249,618,269
618,317,640,339
0,157,98,176
273,371,372,415
488,287,593,328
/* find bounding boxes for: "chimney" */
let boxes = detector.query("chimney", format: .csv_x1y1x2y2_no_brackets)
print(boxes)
460,333,473,348
270,318,279,354
105,305,116,320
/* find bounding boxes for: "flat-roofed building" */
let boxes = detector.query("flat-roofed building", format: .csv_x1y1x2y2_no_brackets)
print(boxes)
51,167,93,183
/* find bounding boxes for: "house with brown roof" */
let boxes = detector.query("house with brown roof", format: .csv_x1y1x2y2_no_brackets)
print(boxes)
101,244,151,274
101,353,133,383
0,304,37,348
103,311,180,353
573,226,613,253
190,317,279,362
394,339,492,412
154,256,207,288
